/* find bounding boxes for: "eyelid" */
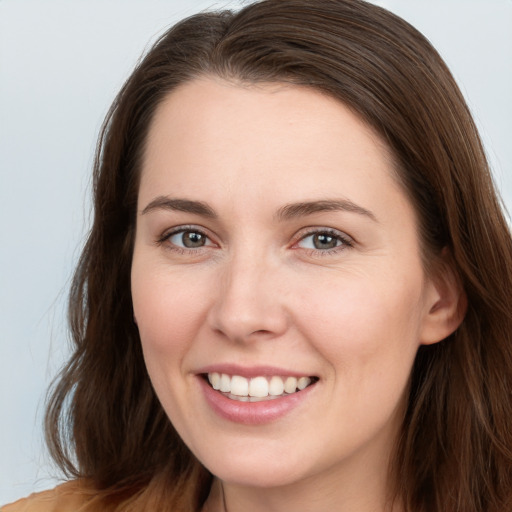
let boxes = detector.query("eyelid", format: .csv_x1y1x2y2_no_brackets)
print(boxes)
292,226,354,252
156,224,353,255
157,225,218,250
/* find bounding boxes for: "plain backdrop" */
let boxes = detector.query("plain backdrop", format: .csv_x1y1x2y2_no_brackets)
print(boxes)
1,0,511,504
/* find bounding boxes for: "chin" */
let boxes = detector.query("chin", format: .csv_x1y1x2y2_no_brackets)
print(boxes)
214,468,303,489
202,450,308,489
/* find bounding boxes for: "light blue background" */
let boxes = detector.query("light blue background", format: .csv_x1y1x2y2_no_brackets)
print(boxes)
1,0,511,503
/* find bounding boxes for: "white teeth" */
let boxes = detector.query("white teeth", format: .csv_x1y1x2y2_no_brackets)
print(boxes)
297,377,311,390
269,375,285,396
249,376,269,397
284,376,298,394
219,373,231,393
231,375,249,396
210,372,220,390
206,373,315,399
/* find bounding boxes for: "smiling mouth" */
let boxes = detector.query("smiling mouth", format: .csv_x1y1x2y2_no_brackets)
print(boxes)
204,373,319,402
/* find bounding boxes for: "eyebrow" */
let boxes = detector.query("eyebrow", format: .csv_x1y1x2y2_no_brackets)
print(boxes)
276,199,377,222
141,196,217,218
141,196,377,222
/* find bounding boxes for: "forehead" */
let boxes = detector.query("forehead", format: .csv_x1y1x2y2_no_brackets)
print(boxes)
144,77,392,162
139,77,406,220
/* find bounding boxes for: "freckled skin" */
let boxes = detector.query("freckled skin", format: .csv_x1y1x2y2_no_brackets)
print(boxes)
131,78,455,512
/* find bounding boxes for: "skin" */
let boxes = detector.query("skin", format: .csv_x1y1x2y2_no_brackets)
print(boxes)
131,78,462,512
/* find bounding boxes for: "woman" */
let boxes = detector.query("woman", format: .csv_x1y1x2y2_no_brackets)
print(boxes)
4,0,512,511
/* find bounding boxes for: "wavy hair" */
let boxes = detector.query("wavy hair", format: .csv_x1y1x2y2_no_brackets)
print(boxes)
45,1,512,510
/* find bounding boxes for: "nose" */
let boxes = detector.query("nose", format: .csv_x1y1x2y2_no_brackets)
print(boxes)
207,252,289,343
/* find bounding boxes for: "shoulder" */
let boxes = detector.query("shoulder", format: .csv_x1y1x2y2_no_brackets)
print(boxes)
2,480,96,512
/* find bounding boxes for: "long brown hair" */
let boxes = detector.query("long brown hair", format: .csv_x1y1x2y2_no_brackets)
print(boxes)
45,1,512,510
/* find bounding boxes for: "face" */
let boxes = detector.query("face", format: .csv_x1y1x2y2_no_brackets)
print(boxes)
131,78,444,492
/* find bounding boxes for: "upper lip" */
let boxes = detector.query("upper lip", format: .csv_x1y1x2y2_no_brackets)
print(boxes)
196,363,316,379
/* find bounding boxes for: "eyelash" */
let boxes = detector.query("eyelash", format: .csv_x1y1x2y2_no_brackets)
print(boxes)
293,228,353,256
156,226,354,256
156,225,214,255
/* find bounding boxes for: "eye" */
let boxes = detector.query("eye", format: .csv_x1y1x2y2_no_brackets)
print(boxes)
161,227,215,250
295,229,352,252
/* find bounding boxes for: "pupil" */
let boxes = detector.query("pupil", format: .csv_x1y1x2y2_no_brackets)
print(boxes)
183,231,205,248
314,234,337,249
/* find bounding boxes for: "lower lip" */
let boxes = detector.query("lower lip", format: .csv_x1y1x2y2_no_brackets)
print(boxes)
198,377,316,425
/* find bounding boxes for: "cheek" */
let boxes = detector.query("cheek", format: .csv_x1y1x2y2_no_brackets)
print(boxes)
131,266,215,430
131,266,211,360
293,268,426,375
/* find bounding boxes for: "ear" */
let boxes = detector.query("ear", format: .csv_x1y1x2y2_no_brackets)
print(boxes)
420,249,467,346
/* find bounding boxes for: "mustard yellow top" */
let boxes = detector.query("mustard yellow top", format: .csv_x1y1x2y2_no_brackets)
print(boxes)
2,479,224,512
2,481,94,512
